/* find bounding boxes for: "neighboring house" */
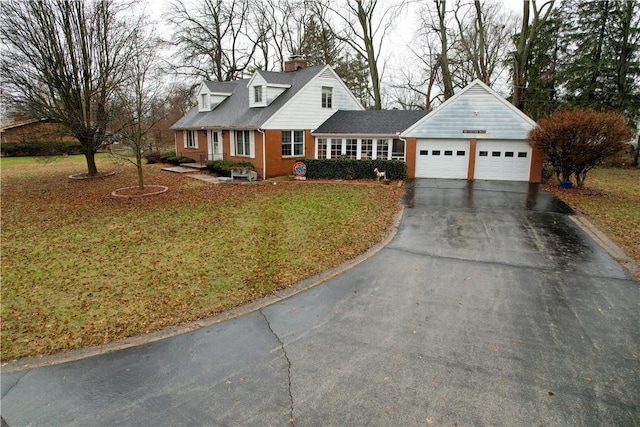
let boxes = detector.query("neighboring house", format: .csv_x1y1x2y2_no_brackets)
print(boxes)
401,79,543,182
170,56,363,179
0,113,77,145
312,110,429,163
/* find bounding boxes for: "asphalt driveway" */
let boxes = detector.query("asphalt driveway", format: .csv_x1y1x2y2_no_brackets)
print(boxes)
2,179,639,426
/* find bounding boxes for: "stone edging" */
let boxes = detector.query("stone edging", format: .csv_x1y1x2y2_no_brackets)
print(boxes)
111,185,169,198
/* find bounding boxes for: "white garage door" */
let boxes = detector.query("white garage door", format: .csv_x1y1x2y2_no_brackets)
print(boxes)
474,140,531,181
415,140,469,179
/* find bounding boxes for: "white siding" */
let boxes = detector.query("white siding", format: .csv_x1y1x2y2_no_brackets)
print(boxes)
405,84,535,140
264,72,363,130
266,86,287,104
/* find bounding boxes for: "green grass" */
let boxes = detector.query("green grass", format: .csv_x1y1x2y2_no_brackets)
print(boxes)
1,156,403,361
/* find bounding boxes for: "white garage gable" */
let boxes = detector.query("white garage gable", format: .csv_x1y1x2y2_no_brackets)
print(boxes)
402,80,537,140
403,80,538,181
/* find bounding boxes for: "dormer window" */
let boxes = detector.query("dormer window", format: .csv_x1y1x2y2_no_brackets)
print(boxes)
200,93,209,110
254,86,263,103
322,86,333,108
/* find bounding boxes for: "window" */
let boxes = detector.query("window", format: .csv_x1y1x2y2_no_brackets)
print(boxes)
185,130,197,148
518,152,528,158
376,139,389,159
420,150,428,155
317,138,328,159
492,151,501,157
282,130,304,157
361,139,373,159
444,150,453,156
322,86,333,108
505,152,514,157
432,150,441,156
346,139,358,159
254,86,262,103
479,151,488,157
392,138,405,160
235,130,251,156
331,138,342,158
457,150,465,156
200,94,209,110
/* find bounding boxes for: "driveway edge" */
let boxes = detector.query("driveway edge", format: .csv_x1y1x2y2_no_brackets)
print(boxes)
1,208,405,373
570,215,640,279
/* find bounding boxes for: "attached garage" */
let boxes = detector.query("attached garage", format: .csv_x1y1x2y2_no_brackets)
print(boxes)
474,140,531,181
402,79,543,183
415,139,469,179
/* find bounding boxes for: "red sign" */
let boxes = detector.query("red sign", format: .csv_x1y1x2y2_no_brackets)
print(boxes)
293,161,307,177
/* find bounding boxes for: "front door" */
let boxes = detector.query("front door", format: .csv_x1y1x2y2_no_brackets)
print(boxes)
208,130,223,161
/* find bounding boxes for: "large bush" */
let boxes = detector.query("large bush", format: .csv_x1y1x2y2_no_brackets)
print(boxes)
299,158,407,180
528,108,632,187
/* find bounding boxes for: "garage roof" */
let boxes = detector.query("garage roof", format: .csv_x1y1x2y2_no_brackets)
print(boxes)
313,110,429,135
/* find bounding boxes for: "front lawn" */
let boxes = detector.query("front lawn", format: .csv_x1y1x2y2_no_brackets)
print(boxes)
1,156,403,361
543,167,640,277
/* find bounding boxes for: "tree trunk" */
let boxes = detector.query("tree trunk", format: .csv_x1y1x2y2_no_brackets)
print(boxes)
437,0,454,100
137,151,145,189
85,149,99,175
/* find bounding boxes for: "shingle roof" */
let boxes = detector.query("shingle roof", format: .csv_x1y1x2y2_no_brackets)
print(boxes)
313,110,430,135
202,81,238,93
171,65,327,130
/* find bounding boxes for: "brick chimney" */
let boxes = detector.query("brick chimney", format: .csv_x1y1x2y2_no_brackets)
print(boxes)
284,55,308,72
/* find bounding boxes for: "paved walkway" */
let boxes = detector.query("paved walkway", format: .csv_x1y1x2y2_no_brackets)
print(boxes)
2,180,639,426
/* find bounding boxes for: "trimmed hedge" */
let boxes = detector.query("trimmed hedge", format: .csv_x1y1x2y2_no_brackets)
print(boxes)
298,158,407,180
205,160,255,177
0,141,84,157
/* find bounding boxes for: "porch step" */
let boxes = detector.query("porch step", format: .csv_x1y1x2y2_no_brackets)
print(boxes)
162,166,203,173
178,163,207,169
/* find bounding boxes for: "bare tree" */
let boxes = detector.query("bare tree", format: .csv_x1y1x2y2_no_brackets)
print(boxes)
324,0,400,109
435,0,455,100
167,0,262,81
1,0,137,175
512,0,556,111
452,0,515,86
111,23,164,189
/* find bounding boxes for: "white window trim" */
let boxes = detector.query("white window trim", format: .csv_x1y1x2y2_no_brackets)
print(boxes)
282,130,305,158
184,130,198,149
232,130,255,158
321,86,333,109
314,136,404,161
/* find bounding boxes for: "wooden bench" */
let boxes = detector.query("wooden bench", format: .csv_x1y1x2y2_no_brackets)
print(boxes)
230,168,258,183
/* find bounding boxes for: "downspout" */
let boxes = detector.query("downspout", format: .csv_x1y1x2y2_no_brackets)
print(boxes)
397,133,408,178
396,132,408,160
258,128,266,180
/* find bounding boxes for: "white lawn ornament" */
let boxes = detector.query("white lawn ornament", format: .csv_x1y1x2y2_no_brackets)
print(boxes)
374,168,386,181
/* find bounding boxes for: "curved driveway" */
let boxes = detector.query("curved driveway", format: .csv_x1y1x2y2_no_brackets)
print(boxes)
2,179,639,426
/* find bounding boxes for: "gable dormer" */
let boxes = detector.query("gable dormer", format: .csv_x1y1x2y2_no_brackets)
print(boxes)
197,82,232,112
247,71,290,108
